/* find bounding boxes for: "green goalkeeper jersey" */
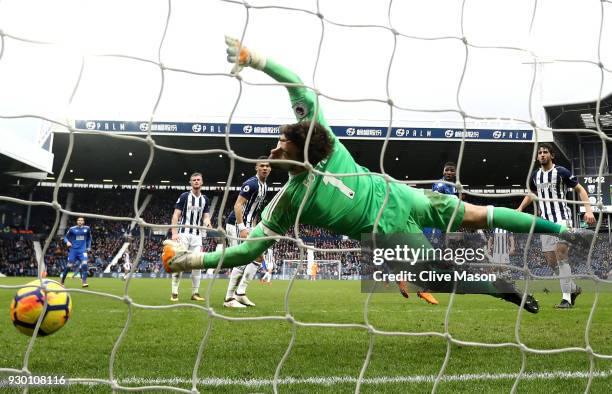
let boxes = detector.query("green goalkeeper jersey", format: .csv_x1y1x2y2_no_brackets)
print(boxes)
202,59,464,268
261,59,433,239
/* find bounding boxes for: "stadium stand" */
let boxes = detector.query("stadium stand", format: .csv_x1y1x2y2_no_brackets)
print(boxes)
1,185,610,280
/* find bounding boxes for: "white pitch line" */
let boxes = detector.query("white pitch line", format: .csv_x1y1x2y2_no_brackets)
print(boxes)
73,370,612,387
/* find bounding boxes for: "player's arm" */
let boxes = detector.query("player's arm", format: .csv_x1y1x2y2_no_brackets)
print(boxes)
517,174,537,212
262,59,330,129
86,228,92,251
203,224,276,268
202,195,212,228
225,36,333,136
202,212,212,228
574,183,596,225
234,194,249,238
560,167,595,225
516,195,533,212
171,208,182,240
205,184,294,268
63,228,73,248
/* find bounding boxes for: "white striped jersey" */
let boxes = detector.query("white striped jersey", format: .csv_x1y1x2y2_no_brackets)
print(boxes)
175,191,210,236
492,228,511,256
227,175,268,227
262,249,275,272
529,165,578,225
122,252,131,271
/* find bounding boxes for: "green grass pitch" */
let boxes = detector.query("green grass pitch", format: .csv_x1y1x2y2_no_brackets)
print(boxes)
1,277,611,393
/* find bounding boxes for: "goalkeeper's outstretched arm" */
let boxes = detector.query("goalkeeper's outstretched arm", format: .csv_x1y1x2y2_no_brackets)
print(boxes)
225,36,331,132
162,224,276,272
204,224,275,268
162,37,340,274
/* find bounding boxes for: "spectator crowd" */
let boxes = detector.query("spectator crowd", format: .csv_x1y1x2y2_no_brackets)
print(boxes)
1,186,610,280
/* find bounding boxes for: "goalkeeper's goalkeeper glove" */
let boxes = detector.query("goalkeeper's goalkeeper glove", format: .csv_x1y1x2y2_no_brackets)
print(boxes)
224,36,266,74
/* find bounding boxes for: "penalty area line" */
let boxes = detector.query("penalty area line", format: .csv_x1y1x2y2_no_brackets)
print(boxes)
76,369,612,387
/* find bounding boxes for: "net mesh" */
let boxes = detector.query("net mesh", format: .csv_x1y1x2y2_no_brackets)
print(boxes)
1,0,612,392
280,260,342,279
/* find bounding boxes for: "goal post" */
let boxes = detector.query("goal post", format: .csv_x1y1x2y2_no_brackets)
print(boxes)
0,1,610,392
280,259,342,280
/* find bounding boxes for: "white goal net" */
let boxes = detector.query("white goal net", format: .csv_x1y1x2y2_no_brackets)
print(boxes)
1,1,612,393
281,259,342,280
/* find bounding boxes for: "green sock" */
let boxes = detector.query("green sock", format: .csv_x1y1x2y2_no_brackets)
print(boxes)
489,207,567,234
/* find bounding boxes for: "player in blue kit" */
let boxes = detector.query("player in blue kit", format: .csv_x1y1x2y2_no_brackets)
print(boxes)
62,217,92,287
402,162,461,305
432,162,461,197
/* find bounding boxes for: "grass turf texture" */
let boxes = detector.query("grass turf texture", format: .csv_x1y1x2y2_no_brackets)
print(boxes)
1,277,611,393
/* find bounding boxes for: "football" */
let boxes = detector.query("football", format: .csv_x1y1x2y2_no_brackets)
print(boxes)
10,279,72,337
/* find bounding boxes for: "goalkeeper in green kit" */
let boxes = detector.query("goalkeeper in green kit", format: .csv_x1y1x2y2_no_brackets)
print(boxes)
162,37,589,314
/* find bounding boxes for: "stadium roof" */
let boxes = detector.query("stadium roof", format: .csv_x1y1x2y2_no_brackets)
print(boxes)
47,133,550,188
0,153,47,191
545,93,612,136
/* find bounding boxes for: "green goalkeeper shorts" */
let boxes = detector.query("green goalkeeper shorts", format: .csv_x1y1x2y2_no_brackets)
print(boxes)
374,184,465,235
411,189,464,232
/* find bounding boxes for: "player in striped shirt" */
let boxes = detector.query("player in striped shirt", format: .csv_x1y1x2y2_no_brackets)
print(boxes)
162,38,592,314
517,144,595,308
487,228,515,266
169,172,211,302
260,248,275,285
121,251,132,281
223,157,270,308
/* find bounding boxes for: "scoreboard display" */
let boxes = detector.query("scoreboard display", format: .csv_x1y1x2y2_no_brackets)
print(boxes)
580,175,612,212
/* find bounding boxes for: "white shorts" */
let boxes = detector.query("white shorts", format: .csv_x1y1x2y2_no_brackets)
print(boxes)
225,223,239,247
178,233,202,252
539,219,571,252
492,253,510,265
540,234,569,252
225,222,255,245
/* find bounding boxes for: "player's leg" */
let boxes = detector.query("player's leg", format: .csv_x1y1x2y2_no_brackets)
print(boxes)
461,203,567,234
190,269,204,301
555,240,580,308
406,191,538,312
235,255,262,307
541,235,561,305
406,237,538,312
170,272,181,301
62,249,79,284
189,236,204,301
170,234,190,301
263,271,272,284
60,260,71,285
417,290,439,305
80,260,89,287
461,200,594,272
223,223,247,308
224,265,246,305
493,252,513,282
416,228,440,304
